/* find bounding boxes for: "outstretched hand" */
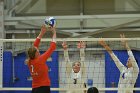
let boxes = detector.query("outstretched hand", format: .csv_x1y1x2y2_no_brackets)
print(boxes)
99,38,107,47
77,41,86,48
37,25,47,39
120,34,127,45
49,26,56,33
62,41,68,50
99,38,112,53
41,25,47,34
120,34,130,50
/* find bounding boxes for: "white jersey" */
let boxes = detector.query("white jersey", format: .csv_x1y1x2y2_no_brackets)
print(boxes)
66,70,86,93
110,51,139,93
70,69,82,79
63,48,86,93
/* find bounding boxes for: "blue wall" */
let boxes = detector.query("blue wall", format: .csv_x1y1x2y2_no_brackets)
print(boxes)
2,51,59,93
105,50,140,93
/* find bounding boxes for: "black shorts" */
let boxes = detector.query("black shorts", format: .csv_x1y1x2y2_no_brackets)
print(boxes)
32,86,50,93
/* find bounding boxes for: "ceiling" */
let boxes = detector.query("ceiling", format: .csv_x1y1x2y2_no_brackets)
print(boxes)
3,0,140,38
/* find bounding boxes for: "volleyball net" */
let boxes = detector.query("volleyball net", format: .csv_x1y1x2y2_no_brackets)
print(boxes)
0,38,140,93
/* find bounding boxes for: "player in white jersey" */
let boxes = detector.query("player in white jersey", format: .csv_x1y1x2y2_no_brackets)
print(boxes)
99,34,139,93
62,41,87,93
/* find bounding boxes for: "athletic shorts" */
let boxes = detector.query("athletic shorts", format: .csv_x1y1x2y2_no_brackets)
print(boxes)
32,86,50,93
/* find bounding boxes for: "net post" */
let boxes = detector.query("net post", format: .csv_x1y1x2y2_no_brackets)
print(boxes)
0,0,4,88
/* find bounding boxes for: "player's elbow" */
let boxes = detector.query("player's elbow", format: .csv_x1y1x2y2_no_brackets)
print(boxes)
51,42,56,51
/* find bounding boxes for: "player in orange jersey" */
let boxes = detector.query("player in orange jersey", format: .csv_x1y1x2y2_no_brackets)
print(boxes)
26,25,56,93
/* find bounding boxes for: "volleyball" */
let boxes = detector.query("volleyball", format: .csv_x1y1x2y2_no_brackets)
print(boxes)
44,17,56,27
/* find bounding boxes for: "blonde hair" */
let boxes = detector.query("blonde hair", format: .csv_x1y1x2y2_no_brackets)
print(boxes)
72,61,81,67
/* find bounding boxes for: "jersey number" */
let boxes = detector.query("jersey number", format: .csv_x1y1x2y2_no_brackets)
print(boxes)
30,65,38,76
31,65,34,72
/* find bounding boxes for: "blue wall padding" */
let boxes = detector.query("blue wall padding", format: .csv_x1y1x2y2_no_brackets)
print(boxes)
13,52,31,87
2,51,59,93
105,50,140,93
3,51,13,87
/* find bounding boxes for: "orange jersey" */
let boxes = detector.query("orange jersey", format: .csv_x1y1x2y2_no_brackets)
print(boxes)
28,38,56,88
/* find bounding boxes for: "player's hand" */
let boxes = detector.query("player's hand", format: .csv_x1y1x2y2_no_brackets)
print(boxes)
77,41,85,48
120,34,127,45
37,25,47,39
99,38,107,46
41,25,47,34
48,26,56,33
120,34,130,50
62,41,68,50
52,26,56,33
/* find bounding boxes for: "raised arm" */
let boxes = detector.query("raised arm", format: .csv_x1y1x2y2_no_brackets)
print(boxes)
25,25,47,64
99,39,125,72
120,34,139,72
77,41,87,91
62,41,71,75
39,26,56,63
77,41,86,75
34,25,47,48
